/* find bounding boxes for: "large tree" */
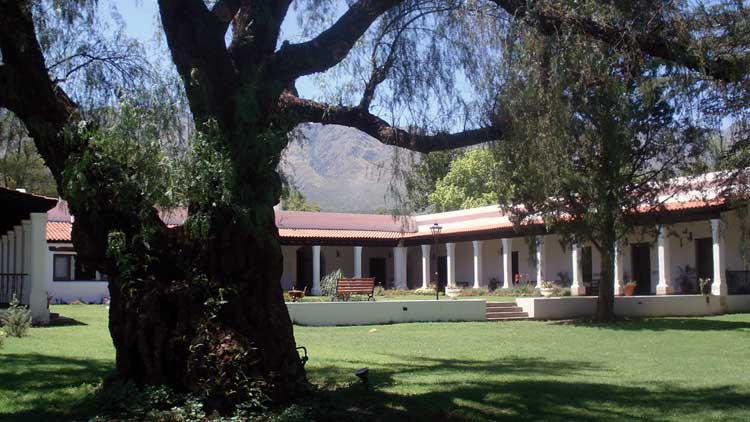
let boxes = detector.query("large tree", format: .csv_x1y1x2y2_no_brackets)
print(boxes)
1,0,747,412
493,25,706,321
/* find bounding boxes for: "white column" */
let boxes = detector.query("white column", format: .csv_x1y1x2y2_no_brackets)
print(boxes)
711,218,727,296
21,220,32,275
502,238,512,289
14,225,23,275
656,226,674,295
614,241,624,296
28,213,49,323
446,242,456,287
570,241,585,296
535,235,545,288
421,244,431,289
472,240,483,289
353,246,363,278
393,246,407,290
0,234,5,273
311,245,321,295
6,230,15,274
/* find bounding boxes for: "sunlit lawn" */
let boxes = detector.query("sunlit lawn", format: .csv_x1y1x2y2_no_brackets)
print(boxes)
2,305,750,421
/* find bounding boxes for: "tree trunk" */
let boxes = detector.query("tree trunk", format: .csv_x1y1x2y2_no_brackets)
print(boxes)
596,241,616,321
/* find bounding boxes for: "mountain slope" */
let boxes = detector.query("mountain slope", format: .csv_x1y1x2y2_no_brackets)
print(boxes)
280,124,407,213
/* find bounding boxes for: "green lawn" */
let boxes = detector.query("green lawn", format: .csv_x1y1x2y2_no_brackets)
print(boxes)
2,305,750,421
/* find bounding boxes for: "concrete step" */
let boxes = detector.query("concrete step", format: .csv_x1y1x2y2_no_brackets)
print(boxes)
486,311,528,318
486,302,517,308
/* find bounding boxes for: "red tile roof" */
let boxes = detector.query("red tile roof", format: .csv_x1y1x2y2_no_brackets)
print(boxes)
278,228,404,240
47,221,72,242
43,168,740,244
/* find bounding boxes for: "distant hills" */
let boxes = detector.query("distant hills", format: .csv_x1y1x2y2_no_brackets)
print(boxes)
279,124,408,213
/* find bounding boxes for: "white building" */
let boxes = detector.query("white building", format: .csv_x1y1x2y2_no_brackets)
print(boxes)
0,187,57,323
29,171,750,305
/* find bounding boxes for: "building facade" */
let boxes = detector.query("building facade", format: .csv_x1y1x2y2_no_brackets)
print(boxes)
34,171,750,303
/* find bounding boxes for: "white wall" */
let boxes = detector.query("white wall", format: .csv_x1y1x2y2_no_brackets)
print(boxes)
46,243,109,304
518,295,750,320
287,299,486,326
280,246,297,290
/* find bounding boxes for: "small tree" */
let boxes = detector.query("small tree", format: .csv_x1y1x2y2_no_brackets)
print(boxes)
493,27,706,321
2,295,32,338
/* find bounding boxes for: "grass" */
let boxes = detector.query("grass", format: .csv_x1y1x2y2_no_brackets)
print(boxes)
0,305,114,421
3,305,750,421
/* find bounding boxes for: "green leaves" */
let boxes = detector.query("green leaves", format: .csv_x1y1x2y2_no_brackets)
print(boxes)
429,148,498,212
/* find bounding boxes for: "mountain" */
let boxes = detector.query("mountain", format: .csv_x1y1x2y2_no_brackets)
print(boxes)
279,124,407,213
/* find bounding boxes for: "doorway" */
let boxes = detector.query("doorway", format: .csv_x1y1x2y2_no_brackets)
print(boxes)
695,237,713,282
631,243,652,295
437,256,447,289
511,251,519,283
369,258,387,288
582,246,593,286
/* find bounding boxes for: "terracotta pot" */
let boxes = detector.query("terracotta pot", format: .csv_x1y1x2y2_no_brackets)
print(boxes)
624,284,636,296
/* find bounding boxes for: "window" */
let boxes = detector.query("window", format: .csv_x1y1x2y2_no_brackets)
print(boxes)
53,254,72,281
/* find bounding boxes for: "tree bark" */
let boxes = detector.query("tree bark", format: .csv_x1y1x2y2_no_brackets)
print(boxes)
596,240,616,322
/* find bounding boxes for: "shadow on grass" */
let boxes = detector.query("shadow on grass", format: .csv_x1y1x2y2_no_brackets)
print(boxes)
565,317,750,332
0,353,112,422
307,355,750,421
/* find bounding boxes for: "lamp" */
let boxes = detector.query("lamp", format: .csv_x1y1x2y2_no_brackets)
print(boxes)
430,222,442,301
355,367,370,390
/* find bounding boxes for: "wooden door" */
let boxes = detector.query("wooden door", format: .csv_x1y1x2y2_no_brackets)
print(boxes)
438,256,447,288
369,258,387,287
695,238,713,282
631,243,652,295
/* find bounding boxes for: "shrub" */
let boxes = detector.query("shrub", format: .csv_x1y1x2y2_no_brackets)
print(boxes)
413,287,439,295
512,284,538,297
320,269,343,300
460,288,488,297
373,285,385,296
0,329,5,348
488,277,500,291
1,295,32,337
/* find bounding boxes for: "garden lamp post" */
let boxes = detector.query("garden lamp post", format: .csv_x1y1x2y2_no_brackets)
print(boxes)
430,222,442,301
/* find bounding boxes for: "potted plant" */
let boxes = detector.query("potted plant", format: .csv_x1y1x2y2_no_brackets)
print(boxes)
445,285,463,299
699,278,712,295
540,281,555,298
624,280,637,296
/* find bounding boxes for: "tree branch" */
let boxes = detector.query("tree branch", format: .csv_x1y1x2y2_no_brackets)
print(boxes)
492,0,749,83
274,0,403,82
278,91,502,153
0,1,76,179
211,0,242,31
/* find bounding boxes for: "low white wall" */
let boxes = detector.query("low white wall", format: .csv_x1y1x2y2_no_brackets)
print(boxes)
287,299,486,326
518,295,750,320
48,281,109,304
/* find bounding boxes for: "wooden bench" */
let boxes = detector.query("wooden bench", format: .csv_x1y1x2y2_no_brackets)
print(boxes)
336,278,376,301
287,286,307,302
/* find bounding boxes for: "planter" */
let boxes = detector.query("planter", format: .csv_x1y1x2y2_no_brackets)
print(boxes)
624,284,636,296
540,287,555,298
445,286,462,300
